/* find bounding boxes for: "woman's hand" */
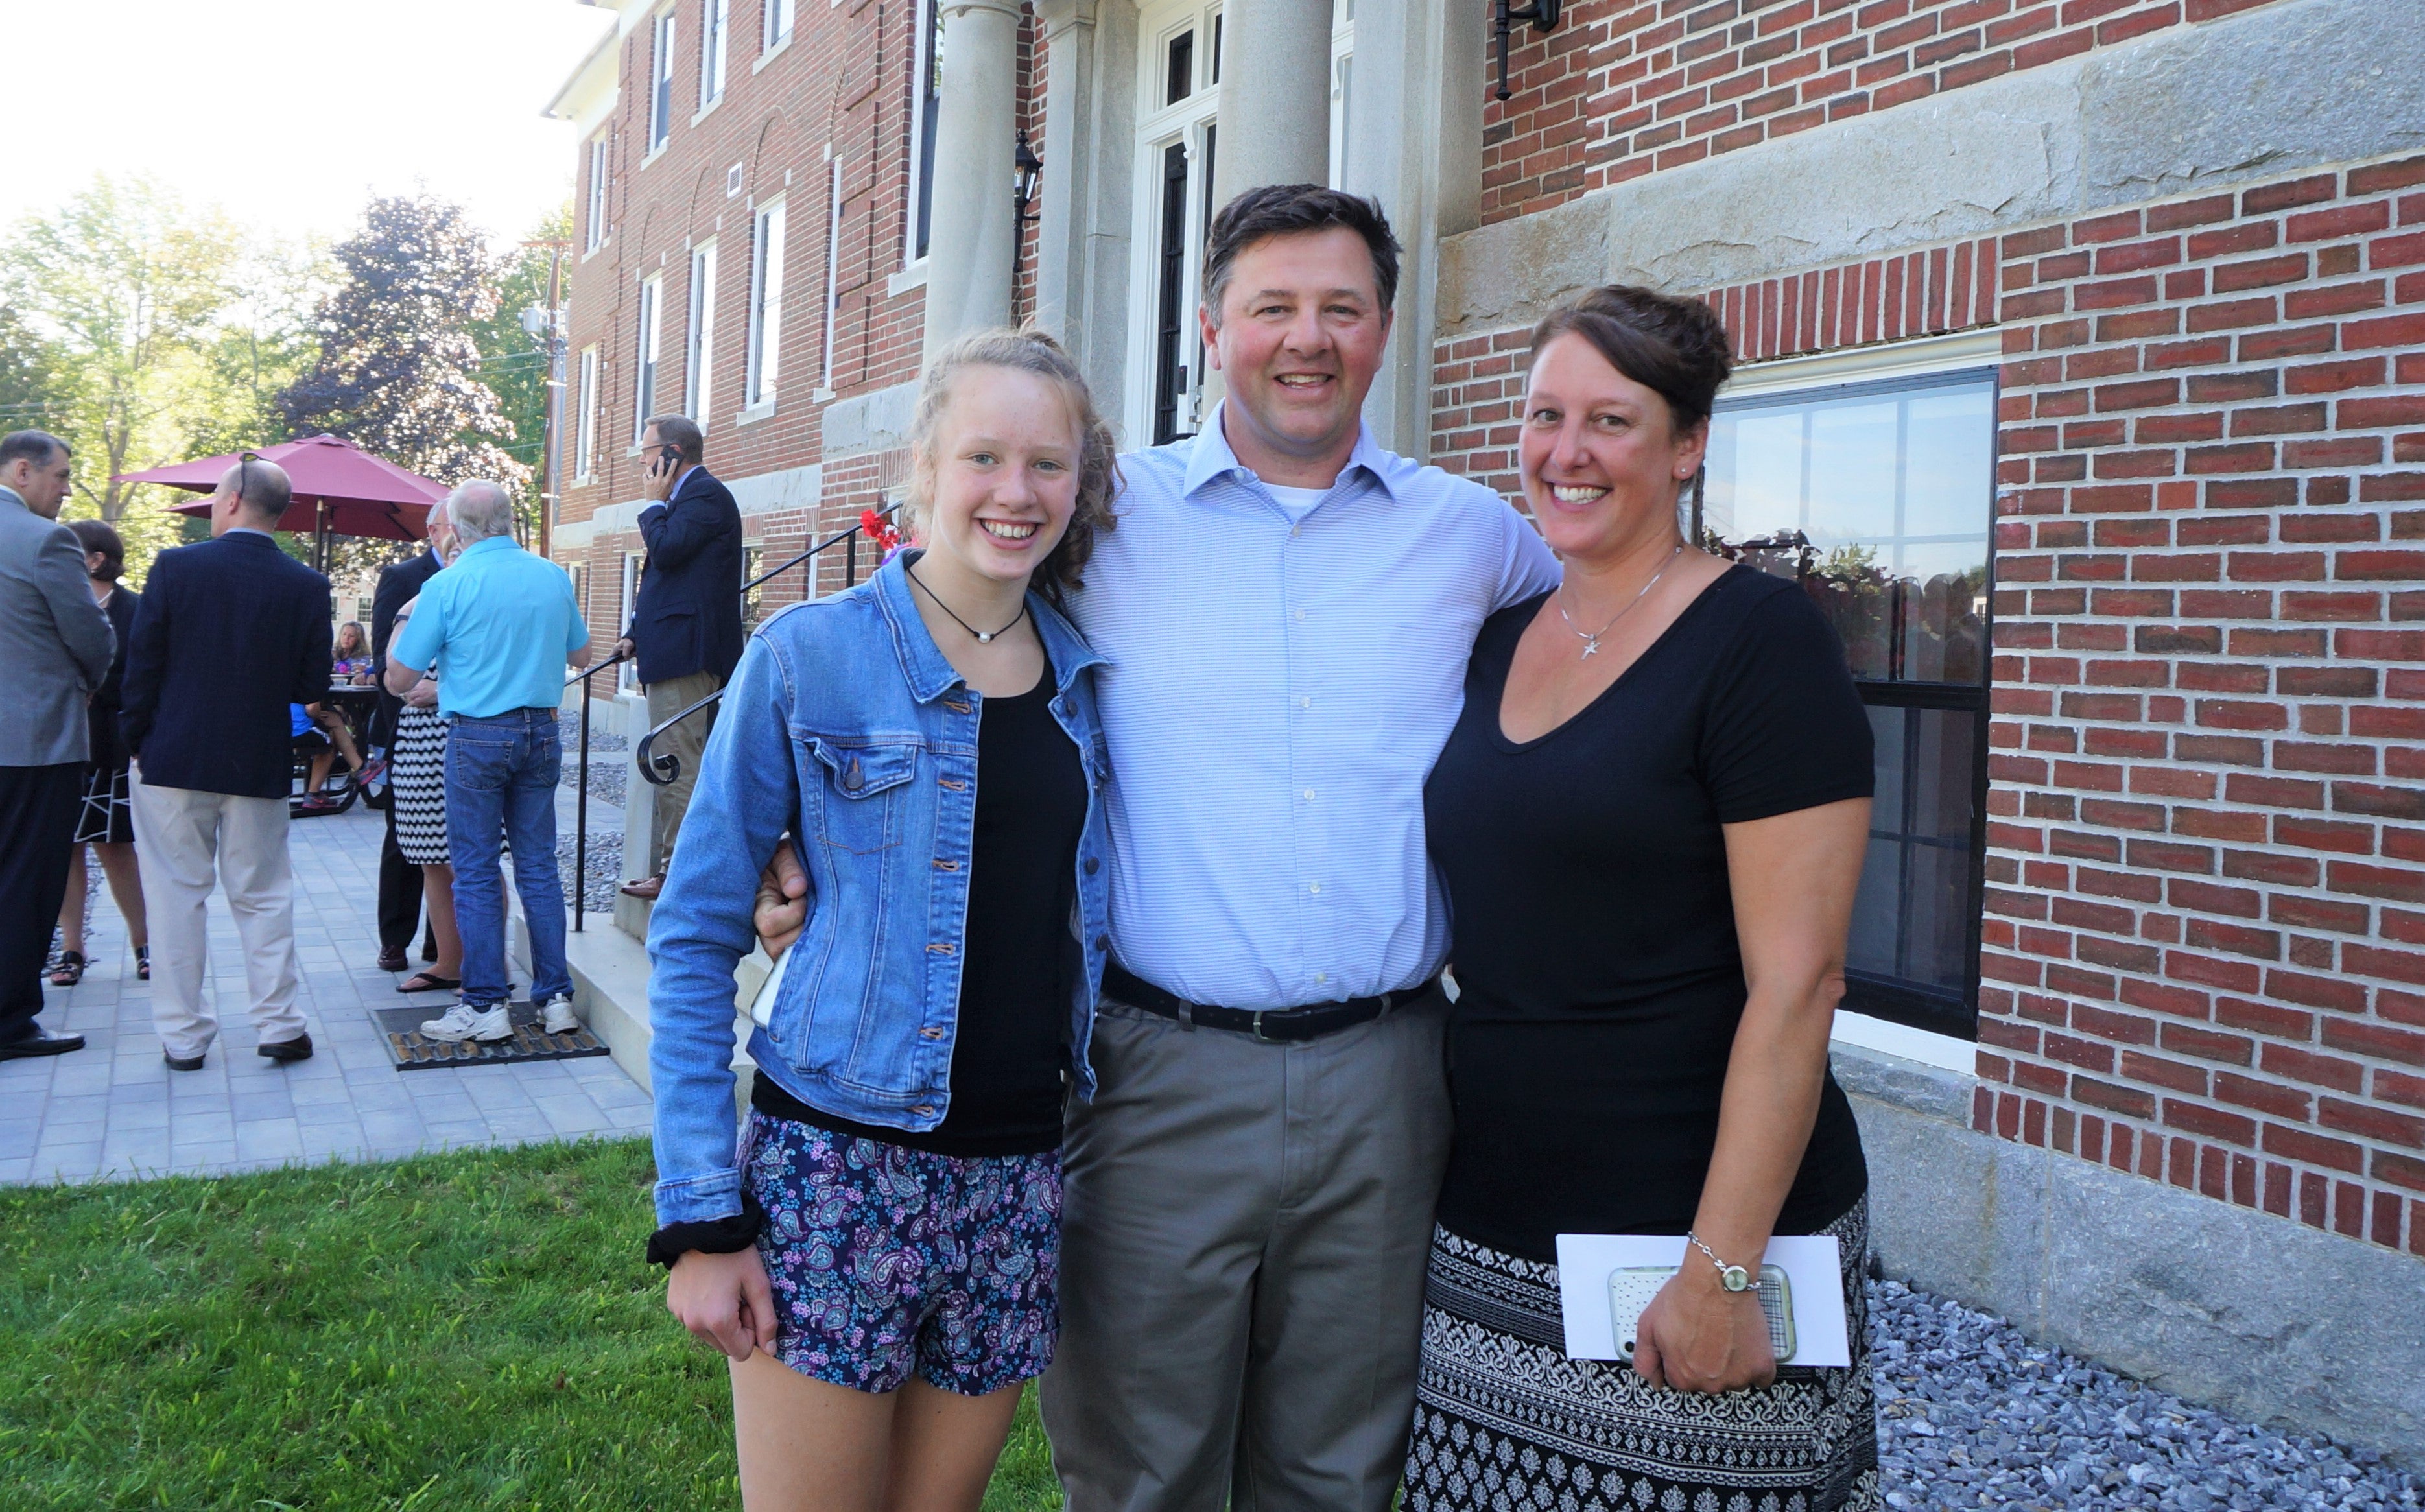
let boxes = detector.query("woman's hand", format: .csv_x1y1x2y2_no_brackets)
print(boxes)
406,678,438,710
754,840,807,959
1631,1265,1776,1393
667,1247,780,1362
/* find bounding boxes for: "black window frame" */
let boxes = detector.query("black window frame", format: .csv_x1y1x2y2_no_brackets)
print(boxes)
1699,364,1999,1042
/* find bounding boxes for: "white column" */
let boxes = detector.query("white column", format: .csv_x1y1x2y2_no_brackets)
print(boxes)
923,0,1024,361
1342,0,1484,455
1032,0,1100,352
1211,0,1334,205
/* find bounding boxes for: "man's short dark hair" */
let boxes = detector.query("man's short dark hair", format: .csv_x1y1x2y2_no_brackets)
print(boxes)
0,431,69,469
1202,185,1401,325
645,414,705,465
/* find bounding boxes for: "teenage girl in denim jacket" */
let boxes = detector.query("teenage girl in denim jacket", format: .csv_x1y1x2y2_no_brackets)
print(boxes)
644,330,1119,1509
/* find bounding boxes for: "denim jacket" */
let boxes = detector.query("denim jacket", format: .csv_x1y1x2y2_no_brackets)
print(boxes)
646,551,1114,1225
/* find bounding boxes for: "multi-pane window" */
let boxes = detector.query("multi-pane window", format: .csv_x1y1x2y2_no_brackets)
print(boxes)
574,347,600,480
746,198,786,408
648,10,676,154
685,241,717,421
741,545,764,630
911,0,943,261
584,136,609,251
698,0,728,108
764,0,794,51
634,274,663,439
1701,368,1998,1039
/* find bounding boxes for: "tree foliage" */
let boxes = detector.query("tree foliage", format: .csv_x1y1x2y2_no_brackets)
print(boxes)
0,176,270,579
469,204,574,542
277,196,530,504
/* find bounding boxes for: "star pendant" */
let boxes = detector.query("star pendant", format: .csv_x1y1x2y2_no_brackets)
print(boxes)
1581,637,1601,658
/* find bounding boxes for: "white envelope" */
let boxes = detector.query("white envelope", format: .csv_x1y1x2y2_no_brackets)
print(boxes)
1552,1233,1852,1367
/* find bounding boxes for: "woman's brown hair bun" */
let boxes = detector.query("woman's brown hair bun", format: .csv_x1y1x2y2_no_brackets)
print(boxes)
1529,285,1735,431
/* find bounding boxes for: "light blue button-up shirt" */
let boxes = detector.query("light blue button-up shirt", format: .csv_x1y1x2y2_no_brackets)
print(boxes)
389,535,589,718
1067,408,1561,1011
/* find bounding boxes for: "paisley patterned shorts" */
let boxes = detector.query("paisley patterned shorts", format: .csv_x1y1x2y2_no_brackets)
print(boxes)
742,1108,1063,1396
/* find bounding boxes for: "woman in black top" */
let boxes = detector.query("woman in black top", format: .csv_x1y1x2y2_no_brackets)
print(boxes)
50,519,149,987
1403,287,1880,1512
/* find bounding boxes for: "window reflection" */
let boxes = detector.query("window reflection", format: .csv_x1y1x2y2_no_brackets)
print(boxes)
1703,369,1996,1038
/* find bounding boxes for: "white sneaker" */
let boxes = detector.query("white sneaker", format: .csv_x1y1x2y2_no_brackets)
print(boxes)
540,997,580,1035
420,1002,514,1044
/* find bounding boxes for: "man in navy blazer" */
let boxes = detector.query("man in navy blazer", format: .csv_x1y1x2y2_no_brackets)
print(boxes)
613,414,743,901
120,457,333,1070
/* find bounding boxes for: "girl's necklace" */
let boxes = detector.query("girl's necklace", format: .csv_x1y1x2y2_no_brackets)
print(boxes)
1556,541,1684,659
908,565,1028,644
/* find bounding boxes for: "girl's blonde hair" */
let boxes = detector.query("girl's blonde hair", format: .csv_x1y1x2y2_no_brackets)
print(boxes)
906,328,1119,602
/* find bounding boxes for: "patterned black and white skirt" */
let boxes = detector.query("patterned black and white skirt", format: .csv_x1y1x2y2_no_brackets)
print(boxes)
75,759,134,845
391,704,451,867
1404,1200,1878,1512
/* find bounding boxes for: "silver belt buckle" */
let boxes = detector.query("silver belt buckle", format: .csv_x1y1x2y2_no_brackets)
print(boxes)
1251,1009,1273,1042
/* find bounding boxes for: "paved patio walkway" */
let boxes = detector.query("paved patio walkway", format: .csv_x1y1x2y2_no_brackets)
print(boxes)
1,799,650,1187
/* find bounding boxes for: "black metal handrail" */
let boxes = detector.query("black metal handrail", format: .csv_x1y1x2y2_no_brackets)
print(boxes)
565,648,630,934
560,507,897,932
633,505,897,790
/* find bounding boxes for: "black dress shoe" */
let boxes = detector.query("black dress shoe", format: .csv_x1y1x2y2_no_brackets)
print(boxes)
0,1032,84,1059
164,1048,206,1072
377,946,408,973
257,1033,314,1063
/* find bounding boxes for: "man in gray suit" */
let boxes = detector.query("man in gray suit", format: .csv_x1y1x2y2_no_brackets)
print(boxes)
0,431,114,1059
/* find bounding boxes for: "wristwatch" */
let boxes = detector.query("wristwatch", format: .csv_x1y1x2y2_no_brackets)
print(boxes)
1686,1231,1753,1292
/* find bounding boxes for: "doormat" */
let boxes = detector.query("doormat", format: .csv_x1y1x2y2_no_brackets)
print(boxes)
372,1002,612,1070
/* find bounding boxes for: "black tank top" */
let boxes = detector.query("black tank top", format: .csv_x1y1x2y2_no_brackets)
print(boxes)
755,659,1087,1156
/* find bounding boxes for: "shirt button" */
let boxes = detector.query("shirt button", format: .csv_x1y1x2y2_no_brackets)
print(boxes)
1308,882,1322,895
1315,972,1328,985
1297,697,1312,709
1292,608,1305,621
1289,525,1301,537
1084,856,1100,875
1094,934,1110,952
1302,789,1315,802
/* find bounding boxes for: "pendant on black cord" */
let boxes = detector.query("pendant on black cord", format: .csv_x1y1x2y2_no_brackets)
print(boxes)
977,632,994,643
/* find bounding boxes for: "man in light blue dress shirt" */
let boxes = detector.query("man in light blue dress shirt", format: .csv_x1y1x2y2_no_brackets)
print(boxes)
754,185,1559,1506
1041,187,1561,1511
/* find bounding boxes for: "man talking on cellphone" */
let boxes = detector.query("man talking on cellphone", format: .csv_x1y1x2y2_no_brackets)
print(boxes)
615,416,744,903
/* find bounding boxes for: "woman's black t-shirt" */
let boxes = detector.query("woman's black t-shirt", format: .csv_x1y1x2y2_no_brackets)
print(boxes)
755,659,1085,1157
1425,565,1875,1261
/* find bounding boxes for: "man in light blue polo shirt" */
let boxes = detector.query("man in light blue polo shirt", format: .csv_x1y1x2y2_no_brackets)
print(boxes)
386,480,592,1043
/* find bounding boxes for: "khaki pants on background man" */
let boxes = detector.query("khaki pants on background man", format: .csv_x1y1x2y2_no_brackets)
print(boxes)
129,770,308,1061
643,669,722,877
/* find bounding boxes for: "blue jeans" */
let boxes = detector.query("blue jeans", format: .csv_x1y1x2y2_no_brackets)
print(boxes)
444,709,571,1009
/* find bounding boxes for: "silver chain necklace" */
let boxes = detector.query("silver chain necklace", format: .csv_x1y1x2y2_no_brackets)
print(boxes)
1555,541,1684,659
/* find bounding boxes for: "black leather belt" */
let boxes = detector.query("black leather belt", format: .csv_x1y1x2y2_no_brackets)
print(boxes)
1104,963,1435,1043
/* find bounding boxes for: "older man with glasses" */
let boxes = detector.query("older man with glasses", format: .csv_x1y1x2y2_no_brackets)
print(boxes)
386,480,593,1043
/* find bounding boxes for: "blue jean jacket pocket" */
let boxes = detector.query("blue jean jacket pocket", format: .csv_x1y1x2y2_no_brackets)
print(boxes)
809,739,918,855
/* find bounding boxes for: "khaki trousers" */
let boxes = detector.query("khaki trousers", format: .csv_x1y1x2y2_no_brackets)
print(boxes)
1041,989,1452,1512
644,669,723,876
129,771,308,1060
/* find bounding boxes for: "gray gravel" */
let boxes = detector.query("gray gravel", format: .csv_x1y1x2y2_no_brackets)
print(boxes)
559,713,628,808
1872,1279,2420,1510
555,830,625,918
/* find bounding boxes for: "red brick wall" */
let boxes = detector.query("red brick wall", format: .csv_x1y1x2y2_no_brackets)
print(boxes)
1480,0,2277,225
1428,152,2425,1257
558,0,942,632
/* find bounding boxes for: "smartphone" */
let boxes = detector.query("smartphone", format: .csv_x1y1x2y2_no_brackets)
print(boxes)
1609,1264,1796,1364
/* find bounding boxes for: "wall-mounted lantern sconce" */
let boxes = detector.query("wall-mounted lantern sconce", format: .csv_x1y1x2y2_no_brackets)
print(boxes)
1010,128,1044,318
1492,0,1561,102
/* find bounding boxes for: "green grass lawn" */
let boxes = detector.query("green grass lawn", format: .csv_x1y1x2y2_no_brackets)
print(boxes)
0,1138,1062,1511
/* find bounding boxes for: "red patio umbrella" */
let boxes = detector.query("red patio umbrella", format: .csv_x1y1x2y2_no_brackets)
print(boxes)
115,434,449,565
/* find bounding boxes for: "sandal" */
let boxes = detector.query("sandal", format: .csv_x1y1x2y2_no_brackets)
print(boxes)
136,945,150,981
47,951,86,987
398,971,461,994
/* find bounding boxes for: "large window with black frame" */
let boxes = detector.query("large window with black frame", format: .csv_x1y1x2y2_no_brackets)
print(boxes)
1699,366,1997,1039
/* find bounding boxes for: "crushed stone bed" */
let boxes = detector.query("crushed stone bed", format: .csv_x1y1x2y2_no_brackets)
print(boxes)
1872,1279,2419,1510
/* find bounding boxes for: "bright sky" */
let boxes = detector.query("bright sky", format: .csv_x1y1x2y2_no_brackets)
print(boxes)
18,0,615,249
